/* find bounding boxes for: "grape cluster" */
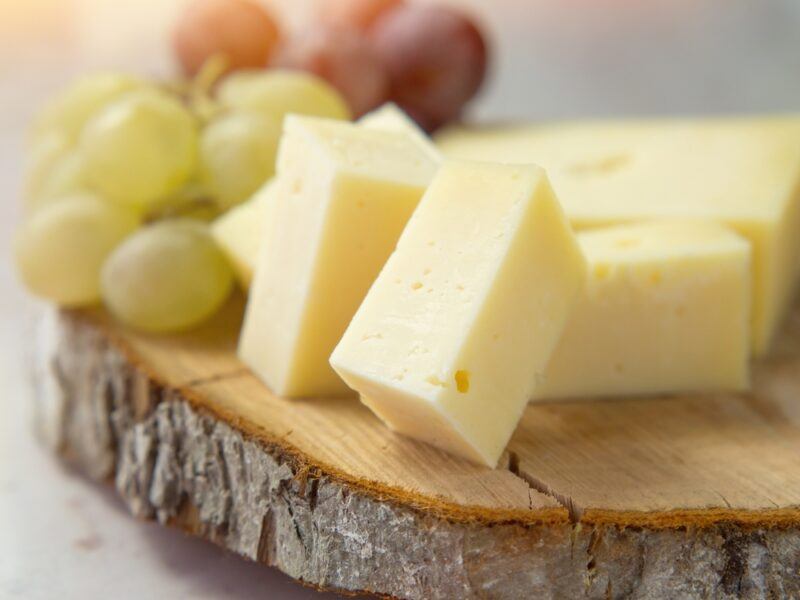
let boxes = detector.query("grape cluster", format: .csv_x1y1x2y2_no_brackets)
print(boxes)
16,0,488,335
16,69,351,332
173,0,488,130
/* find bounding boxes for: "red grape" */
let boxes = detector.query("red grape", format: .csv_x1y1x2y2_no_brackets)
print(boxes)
369,4,488,131
318,0,405,32
273,27,390,117
173,0,281,76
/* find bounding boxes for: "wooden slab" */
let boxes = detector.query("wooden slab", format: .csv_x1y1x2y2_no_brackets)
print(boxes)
81,292,800,526
33,293,800,598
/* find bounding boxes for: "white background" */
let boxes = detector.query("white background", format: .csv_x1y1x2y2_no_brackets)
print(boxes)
2,0,800,598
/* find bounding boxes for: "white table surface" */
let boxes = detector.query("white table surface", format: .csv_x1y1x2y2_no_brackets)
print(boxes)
2,1,800,598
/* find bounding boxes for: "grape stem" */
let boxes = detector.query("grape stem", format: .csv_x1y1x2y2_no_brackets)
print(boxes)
143,196,220,224
159,54,227,125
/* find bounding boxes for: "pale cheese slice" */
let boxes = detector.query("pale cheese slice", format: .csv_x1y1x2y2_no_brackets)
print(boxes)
331,160,586,466
238,115,439,397
533,220,751,400
213,104,439,291
437,116,800,355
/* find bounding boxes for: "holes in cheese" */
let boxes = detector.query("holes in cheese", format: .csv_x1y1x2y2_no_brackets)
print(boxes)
566,153,630,176
330,159,586,466
238,115,439,397
426,375,447,388
437,116,800,356
455,370,470,393
532,220,751,401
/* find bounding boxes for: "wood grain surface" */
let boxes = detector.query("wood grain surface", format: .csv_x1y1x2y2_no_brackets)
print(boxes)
73,291,800,529
38,305,800,598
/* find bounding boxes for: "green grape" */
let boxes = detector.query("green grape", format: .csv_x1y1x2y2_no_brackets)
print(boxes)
217,69,351,123
32,73,143,143
14,193,139,306
24,133,93,215
80,89,198,208
201,110,280,208
26,151,90,214
24,132,71,203
101,219,234,333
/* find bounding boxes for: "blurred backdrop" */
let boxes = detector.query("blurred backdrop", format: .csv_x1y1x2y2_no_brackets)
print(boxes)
2,0,800,128
2,1,800,598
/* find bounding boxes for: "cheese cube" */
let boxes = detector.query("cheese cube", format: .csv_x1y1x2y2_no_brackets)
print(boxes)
239,115,438,397
359,103,441,163
330,160,586,466
211,180,275,288
212,106,438,292
437,116,800,356
533,221,751,401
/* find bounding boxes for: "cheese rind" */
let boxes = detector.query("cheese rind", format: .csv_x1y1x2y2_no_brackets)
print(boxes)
533,221,751,400
330,160,586,466
437,116,800,355
211,180,275,288
238,115,438,397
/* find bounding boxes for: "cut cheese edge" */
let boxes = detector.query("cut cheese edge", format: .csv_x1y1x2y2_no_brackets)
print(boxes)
533,221,752,400
331,160,586,466
437,116,800,356
238,115,438,397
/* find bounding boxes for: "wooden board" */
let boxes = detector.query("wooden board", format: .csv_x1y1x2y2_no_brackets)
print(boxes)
33,293,800,599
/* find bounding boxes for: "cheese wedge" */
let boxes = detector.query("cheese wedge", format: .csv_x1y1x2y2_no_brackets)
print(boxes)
239,115,439,397
211,180,275,288
330,160,586,466
437,116,800,356
533,221,751,401
212,105,438,292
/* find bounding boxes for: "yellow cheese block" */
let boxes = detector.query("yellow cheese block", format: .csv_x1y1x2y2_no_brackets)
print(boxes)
211,180,275,289
239,115,439,397
533,221,751,401
330,160,586,466
358,103,441,162
437,116,800,356
212,104,439,292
